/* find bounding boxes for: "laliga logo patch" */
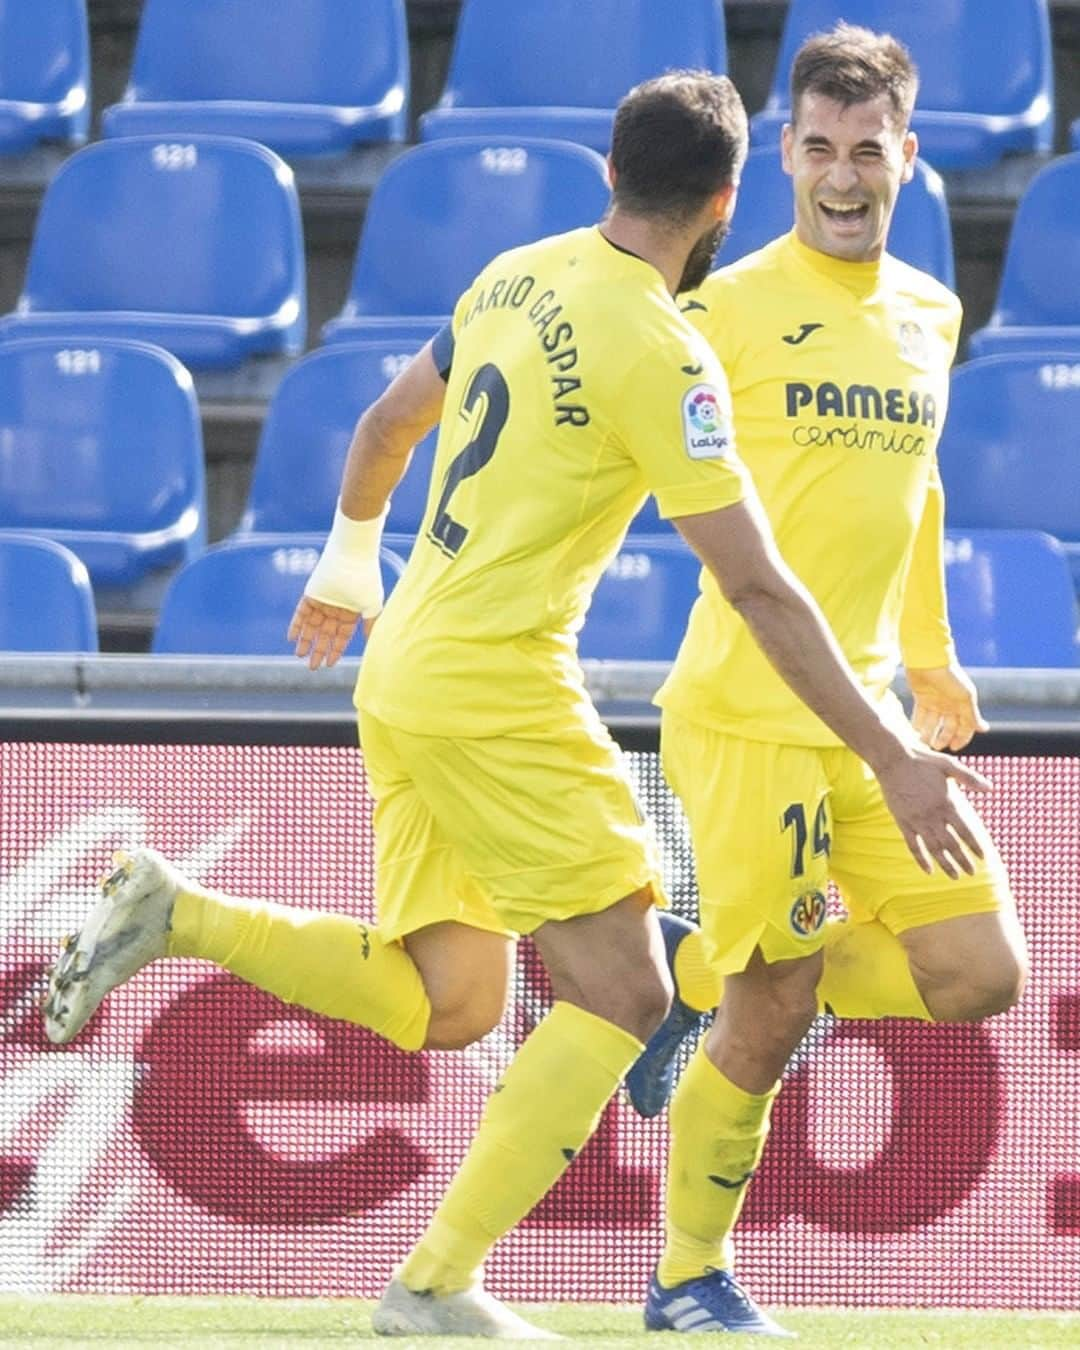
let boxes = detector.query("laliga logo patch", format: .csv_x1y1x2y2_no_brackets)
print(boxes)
682,383,732,460
790,889,827,938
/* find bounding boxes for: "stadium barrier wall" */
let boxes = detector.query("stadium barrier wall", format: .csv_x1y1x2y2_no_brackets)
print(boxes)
0,658,1078,1307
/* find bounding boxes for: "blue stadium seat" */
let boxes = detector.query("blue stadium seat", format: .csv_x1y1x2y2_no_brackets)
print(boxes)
0,136,305,370
152,536,407,656
626,494,668,537
968,155,1080,359
321,138,610,343
0,0,89,151
944,529,1080,668
0,338,205,586
322,318,443,349
937,354,1080,588
0,534,97,653
419,0,726,154
722,146,955,287
578,537,701,662
1072,119,1080,152
238,342,436,538
102,0,407,154
750,0,1053,171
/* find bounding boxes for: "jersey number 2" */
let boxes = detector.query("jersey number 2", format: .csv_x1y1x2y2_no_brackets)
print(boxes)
428,364,510,557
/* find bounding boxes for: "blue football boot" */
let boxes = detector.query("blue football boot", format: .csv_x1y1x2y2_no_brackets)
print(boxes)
625,911,709,1117
644,1268,794,1337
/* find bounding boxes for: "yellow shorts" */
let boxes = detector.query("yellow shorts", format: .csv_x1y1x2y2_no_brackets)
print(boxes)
661,705,1012,975
359,710,666,942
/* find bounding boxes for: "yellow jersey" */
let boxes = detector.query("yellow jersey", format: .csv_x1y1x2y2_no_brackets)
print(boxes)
356,226,750,737
657,230,961,746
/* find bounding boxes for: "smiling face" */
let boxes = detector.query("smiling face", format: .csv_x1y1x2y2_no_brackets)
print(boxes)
782,90,916,263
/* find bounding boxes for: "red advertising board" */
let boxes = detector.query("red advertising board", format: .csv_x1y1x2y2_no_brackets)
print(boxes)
1,742,1077,1306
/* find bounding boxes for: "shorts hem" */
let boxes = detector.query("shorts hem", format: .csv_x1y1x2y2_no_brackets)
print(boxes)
505,867,667,937
878,880,1011,936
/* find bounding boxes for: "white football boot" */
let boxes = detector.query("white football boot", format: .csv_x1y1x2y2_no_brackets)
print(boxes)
372,1277,560,1339
43,847,182,1044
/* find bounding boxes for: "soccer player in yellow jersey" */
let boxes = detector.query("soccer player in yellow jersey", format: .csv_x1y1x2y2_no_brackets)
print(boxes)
633,26,1030,1337
46,70,988,1339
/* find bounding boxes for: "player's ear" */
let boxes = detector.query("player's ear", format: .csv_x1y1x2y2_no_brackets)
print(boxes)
900,130,918,185
606,155,617,189
713,181,738,223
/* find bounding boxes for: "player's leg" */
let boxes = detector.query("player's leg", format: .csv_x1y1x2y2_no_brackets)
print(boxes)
816,912,932,1019
645,948,812,1338
44,712,512,1053
374,721,669,1336
404,921,514,1050
646,714,830,1336
389,889,667,1321
825,735,1027,1023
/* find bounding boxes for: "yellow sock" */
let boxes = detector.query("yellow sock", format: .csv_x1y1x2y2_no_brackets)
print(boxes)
818,919,932,1021
658,1045,777,1288
399,1001,642,1294
167,886,430,1050
673,926,723,1013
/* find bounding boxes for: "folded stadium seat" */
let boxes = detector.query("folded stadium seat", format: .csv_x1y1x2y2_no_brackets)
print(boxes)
0,0,89,152
937,353,1080,591
0,136,305,370
418,0,727,154
0,338,205,590
152,536,406,656
944,528,1080,668
0,534,97,653
578,537,701,662
1073,119,1080,152
967,155,1080,358
749,0,1053,171
101,0,407,156
321,137,610,344
236,342,436,540
722,146,955,287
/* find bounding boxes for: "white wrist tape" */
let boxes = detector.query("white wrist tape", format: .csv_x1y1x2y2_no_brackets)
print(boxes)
304,501,388,618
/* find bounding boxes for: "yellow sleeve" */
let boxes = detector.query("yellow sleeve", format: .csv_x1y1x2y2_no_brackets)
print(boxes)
681,274,741,370
900,461,956,670
615,339,750,519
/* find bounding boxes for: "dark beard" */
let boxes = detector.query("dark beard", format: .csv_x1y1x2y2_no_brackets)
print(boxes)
676,219,730,295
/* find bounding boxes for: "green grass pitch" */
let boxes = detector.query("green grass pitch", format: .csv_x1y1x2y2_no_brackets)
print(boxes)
0,1298,1077,1348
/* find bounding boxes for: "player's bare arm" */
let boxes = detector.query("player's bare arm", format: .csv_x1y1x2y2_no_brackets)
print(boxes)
674,495,989,879
289,341,448,669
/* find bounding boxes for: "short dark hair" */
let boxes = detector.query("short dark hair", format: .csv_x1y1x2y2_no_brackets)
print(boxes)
790,22,918,130
610,71,747,223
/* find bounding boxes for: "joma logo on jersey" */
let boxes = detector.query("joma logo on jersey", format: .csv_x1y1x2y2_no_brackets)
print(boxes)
790,890,827,937
785,381,938,428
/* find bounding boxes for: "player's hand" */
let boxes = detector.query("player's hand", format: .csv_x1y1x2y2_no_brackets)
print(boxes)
875,741,990,879
908,663,989,751
288,595,371,670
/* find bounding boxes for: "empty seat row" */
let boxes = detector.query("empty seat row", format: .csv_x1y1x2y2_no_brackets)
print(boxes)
2,337,1078,596
1,1,1060,172
8,131,1080,372
0,0,407,157
3,525,1076,669
749,0,1053,170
